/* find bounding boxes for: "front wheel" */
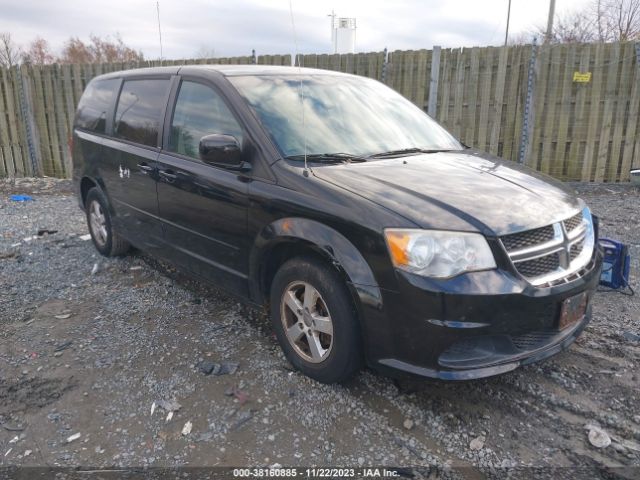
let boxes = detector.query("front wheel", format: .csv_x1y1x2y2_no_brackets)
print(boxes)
270,256,363,383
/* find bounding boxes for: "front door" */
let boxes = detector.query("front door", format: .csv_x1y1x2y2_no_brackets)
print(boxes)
156,79,249,296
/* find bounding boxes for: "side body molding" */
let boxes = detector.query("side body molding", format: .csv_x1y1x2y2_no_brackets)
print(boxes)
249,218,383,311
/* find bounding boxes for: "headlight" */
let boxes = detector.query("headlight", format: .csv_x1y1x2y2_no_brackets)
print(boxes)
384,229,496,278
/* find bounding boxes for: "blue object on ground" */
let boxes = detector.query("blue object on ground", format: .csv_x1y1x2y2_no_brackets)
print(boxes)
10,194,34,202
599,237,631,289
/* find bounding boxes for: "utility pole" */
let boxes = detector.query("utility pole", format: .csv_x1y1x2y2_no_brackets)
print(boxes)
328,10,337,53
504,0,512,46
545,0,556,44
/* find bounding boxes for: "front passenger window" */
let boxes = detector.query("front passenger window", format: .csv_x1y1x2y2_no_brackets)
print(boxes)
169,81,243,160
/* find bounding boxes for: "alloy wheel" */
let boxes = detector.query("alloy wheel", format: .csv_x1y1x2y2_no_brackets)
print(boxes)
88,200,108,247
280,281,334,363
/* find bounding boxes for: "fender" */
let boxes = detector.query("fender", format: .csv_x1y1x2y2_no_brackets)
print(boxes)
249,218,384,311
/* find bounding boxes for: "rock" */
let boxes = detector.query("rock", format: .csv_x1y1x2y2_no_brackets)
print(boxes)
587,426,611,448
66,432,81,443
403,419,414,430
181,421,192,436
198,360,220,375
470,435,486,451
357,457,365,466
621,331,640,343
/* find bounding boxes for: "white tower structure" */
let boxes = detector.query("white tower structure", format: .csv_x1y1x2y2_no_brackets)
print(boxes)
329,11,356,54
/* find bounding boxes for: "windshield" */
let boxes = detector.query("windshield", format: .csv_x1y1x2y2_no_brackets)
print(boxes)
228,74,463,159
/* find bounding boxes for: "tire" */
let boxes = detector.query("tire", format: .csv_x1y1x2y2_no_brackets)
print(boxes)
270,255,363,383
85,187,130,257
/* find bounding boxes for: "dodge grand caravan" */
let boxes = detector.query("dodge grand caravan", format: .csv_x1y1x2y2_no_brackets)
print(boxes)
72,65,603,383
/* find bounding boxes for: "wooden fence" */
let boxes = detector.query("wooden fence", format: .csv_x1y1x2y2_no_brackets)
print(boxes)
1,43,638,182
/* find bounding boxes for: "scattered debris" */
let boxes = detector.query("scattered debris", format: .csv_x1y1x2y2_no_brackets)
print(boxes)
227,386,249,405
156,399,181,412
10,194,34,202
181,421,193,436
54,313,72,320
0,251,18,260
470,435,486,451
621,331,640,343
66,432,81,443
37,229,57,236
23,450,31,457
403,419,414,430
23,235,39,242
198,360,239,376
230,411,253,431
130,266,143,271
54,341,73,352
586,425,611,448
4,449,11,457
166,412,174,423
91,263,99,275
9,436,19,444
78,234,91,241
150,402,157,416
2,424,25,432
198,360,220,375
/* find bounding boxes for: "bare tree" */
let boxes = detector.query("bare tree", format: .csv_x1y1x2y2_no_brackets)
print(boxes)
515,0,640,44
595,0,640,41
59,34,143,64
0,32,22,68
22,37,55,65
195,45,216,59
551,10,597,43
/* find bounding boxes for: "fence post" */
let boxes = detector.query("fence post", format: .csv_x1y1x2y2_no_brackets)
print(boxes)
427,46,441,117
518,38,538,165
16,65,41,176
251,49,257,64
381,47,388,83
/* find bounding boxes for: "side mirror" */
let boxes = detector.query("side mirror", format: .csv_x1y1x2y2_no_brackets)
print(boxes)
199,134,244,168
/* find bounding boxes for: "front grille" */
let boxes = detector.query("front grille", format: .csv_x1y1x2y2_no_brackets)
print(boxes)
563,211,583,232
516,253,560,278
501,225,555,252
500,210,592,286
570,240,584,261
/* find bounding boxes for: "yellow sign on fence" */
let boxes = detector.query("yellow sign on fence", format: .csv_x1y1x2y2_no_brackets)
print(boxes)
573,72,592,83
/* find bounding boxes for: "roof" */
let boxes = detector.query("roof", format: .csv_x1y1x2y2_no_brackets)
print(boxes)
93,64,352,81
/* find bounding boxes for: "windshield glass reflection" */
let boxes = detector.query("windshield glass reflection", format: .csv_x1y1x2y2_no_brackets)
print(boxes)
229,75,462,159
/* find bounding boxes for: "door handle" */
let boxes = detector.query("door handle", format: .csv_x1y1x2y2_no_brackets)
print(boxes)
159,169,178,181
137,162,154,173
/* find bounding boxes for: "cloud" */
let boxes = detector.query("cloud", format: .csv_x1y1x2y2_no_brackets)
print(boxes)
0,0,593,60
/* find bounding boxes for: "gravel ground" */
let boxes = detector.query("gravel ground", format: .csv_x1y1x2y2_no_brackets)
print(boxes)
0,178,639,478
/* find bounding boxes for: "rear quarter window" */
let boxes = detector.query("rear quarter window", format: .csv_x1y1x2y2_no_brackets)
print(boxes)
75,78,119,133
114,79,170,147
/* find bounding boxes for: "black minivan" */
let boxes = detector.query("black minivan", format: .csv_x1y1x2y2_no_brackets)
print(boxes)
73,65,602,383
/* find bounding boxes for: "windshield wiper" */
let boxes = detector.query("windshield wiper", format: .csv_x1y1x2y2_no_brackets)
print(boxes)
284,153,367,164
367,148,458,158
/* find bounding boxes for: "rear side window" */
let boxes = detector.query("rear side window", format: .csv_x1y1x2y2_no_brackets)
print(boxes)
168,81,243,160
75,79,119,133
114,79,170,147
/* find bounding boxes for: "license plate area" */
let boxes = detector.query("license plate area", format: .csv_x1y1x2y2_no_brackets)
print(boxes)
558,292,588,330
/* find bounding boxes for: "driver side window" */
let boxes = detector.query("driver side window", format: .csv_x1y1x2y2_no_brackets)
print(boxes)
169,81,243,160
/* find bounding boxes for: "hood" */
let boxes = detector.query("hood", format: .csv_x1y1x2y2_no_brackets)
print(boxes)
312,150,582,236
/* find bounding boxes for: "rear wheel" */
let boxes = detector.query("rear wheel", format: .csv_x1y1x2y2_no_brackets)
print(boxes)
85,188,130,257
270,256,363,383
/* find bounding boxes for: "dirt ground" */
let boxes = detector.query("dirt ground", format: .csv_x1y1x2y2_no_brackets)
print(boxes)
0,178,639,479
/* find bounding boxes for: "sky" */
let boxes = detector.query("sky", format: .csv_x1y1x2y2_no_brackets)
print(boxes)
0,0,593,60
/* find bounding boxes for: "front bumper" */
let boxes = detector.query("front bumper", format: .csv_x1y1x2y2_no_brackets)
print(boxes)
363,249,603,381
